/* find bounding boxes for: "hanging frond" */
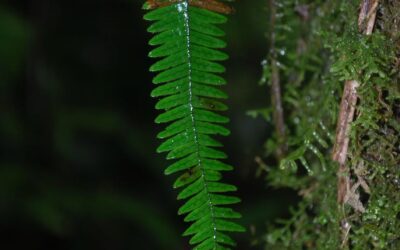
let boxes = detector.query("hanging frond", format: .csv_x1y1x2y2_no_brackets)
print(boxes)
143,1,244,249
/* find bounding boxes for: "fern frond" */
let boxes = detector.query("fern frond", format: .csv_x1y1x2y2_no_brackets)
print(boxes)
144,1,244,249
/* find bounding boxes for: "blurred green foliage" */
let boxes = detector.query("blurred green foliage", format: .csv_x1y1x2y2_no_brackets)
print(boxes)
0,5,29,81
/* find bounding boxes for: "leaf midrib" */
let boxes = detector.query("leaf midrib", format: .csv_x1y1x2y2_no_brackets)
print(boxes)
179,1,218,247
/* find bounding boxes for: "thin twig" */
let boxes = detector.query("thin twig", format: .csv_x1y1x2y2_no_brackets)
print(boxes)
358,0,379,35
269,0,287,160
332,80,360,169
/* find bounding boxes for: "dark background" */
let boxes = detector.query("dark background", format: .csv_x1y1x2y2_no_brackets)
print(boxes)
0,0,297,249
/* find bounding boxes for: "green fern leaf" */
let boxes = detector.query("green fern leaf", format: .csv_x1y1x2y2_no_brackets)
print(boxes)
144,1,244,249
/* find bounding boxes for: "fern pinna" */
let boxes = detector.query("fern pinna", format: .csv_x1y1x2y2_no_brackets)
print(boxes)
143,1,244,249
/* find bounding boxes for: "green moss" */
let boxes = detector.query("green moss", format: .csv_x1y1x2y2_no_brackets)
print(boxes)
255,0,400,249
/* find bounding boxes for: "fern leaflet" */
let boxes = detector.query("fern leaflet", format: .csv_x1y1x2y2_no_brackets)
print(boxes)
143,1,244,249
